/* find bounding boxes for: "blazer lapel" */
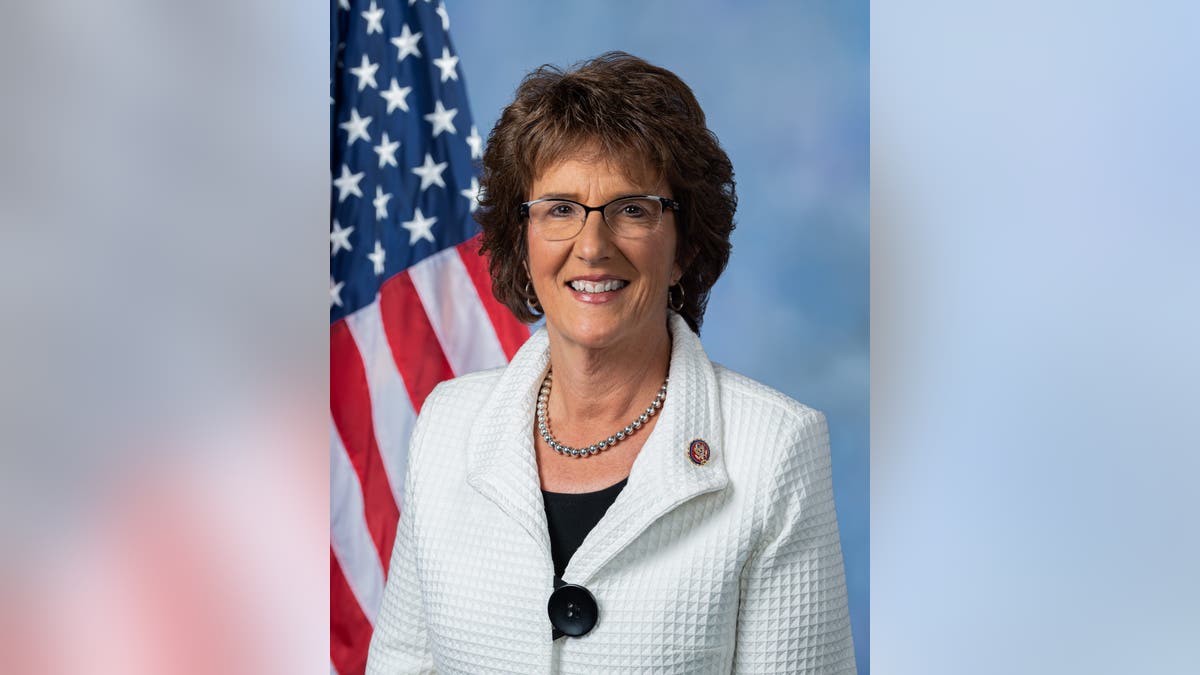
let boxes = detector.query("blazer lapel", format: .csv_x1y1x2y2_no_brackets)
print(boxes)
465,327,554,560
565,313,729,585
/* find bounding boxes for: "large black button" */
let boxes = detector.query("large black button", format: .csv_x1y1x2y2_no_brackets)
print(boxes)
547,583,598,638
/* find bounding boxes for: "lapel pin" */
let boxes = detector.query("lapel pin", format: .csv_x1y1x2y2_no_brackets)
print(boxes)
688,439,711,466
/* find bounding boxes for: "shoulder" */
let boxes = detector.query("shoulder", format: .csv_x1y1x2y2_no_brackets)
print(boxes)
712,362,826,434
422,365,506,417
710,365,835,536
408,367,505,458
710,362,830,482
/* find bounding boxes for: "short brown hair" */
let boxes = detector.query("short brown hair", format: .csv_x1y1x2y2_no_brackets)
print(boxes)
476,51,736,334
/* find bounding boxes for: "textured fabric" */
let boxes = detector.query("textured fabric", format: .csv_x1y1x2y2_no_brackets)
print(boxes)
366,313,856,674
544,479,629,581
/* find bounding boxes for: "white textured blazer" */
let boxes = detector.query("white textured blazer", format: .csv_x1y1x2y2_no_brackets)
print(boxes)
366,312,856,674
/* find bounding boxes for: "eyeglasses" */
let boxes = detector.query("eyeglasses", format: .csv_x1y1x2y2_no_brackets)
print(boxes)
519,195,680,241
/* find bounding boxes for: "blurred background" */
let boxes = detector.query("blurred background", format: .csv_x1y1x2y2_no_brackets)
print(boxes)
872,2,1199,672
454,4,871,669
1,1,1196,674
0,1,329,674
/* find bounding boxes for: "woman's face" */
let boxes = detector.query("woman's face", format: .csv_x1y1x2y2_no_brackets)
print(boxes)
526,149,681,354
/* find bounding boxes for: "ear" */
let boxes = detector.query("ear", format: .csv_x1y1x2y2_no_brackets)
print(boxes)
671,239,693,285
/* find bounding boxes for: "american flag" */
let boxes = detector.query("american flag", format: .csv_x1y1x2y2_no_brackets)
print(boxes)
330,2,530,673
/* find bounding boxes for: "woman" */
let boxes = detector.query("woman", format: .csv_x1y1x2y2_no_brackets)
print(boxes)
366,52,856,674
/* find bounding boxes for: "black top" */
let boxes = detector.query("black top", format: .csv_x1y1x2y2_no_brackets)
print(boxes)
542,478,628,579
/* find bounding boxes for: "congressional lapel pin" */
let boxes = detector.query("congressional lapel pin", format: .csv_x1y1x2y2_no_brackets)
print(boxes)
688,439,711,466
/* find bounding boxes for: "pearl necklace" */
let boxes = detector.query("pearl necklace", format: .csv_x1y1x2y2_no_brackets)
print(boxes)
536,369,668,458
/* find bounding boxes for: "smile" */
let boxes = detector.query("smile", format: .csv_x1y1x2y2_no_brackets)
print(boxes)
567,279,629,294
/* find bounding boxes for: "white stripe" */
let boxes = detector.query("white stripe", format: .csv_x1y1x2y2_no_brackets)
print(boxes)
344,296,416,509
331,661,339,675
330,422,385,624
409,246,508,376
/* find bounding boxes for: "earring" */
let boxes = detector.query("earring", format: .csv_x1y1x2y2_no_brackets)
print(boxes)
668,284,685,313
524,279,542,312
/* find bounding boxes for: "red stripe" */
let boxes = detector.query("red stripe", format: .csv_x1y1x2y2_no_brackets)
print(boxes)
331,549,373,675
378,271,455,412
455,235,530,360
330,320,399,573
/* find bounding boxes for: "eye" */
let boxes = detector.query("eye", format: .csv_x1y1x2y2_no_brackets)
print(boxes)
546,201,579,218
618,202,648,219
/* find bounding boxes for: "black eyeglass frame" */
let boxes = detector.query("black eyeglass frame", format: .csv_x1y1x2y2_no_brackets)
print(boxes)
518,195,681,239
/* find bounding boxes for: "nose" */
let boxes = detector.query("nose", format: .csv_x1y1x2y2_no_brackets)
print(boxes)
573,209,613,263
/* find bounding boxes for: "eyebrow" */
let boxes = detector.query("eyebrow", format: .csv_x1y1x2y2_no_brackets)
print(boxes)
533,192,655,202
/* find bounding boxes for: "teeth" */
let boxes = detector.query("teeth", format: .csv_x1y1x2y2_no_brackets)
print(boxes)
569,279,628,293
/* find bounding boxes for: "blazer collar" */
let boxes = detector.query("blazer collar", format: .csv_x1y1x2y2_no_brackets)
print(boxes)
466,312,729,581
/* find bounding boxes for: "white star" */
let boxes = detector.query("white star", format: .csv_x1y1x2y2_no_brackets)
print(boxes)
367,239,386,275
338,0,349,10
339,108,372,145
424,100,458,137
402,207,438,245
373,132,400,168
391,24,422,62
361,0,384,34
411,153,448,191
466,125,483,160
432,47,459,83
379,78,412,114
349,54,379,91
460,176,480,213
330,219,354,255
333,164,365,201
373,185,392,221
330,277,345,307
435,2,450,31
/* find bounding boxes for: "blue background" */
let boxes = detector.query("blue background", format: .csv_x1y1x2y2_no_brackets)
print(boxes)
453,2,869,670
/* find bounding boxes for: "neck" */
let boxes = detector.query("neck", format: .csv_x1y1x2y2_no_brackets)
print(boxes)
545,318,673,431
